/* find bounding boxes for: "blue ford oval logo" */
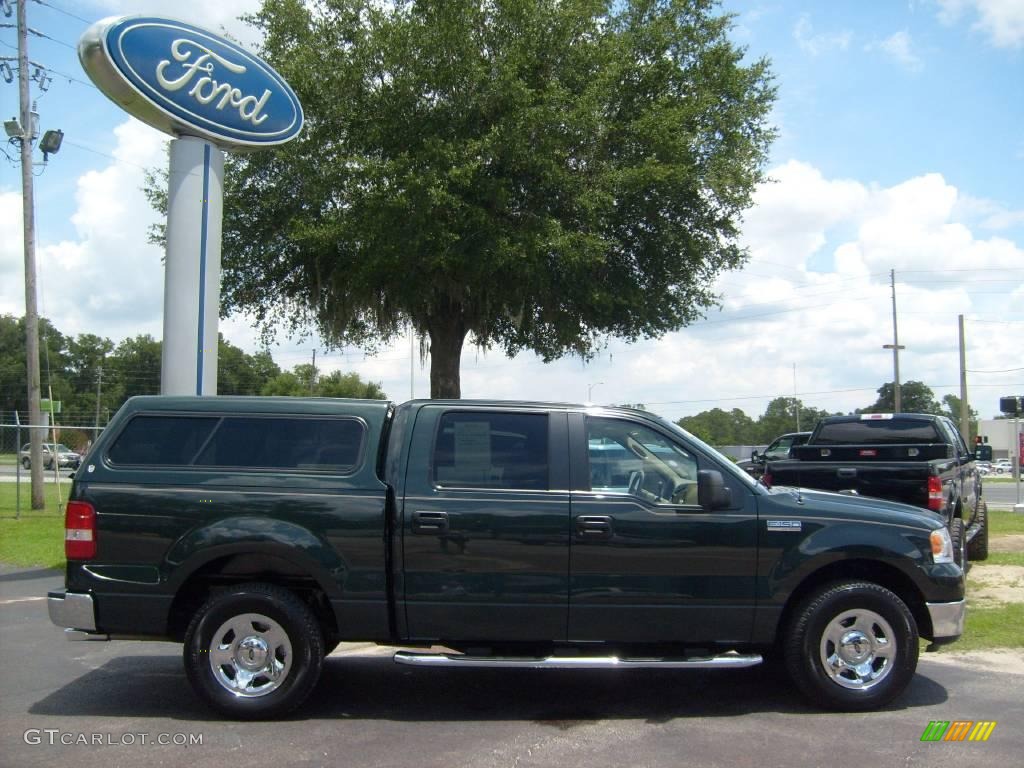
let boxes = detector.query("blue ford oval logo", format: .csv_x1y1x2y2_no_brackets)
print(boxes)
79,16,303,149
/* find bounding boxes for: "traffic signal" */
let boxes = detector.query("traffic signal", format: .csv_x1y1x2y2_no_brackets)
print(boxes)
975,436,993,461
1000,396,1023,415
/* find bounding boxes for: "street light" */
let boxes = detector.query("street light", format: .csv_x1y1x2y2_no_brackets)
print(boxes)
587,381,604,402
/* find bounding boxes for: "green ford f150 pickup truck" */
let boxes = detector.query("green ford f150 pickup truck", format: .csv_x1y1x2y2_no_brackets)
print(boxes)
49,396,965,719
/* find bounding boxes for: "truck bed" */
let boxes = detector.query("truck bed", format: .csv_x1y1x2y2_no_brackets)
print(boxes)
766,458,951,508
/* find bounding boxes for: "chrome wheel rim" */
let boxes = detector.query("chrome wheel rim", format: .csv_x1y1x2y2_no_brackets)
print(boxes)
208,613,292,698
819,608,896,690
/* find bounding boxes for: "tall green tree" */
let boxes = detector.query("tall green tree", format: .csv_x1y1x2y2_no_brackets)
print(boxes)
62,334,115,424
148,0,775,398
939,393,978,441
260,365,386,399
218,336,282,395
677,407,756,445
861,381,942,415
756,397,830,443
106,335,163,416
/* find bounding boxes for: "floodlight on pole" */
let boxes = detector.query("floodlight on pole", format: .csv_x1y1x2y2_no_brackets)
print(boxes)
39,128,62,160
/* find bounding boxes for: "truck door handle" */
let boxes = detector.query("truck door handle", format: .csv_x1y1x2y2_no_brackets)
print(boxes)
576,515,613,539
837,468,857,479
412,511,449,534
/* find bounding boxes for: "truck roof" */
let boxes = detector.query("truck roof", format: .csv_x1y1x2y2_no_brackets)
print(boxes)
118,395,393,418
117,396,657,421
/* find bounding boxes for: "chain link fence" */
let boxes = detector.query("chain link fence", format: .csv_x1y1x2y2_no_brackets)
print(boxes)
1,423,107,519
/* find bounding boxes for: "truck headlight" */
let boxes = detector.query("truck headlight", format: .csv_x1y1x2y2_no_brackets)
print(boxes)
930,528,954,564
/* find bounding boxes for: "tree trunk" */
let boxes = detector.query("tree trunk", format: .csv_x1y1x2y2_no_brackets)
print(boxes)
427,306,467,399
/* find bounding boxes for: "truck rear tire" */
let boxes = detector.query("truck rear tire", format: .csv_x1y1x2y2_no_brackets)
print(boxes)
949,517,966,569
784,581,918,711
968,502,989,562
183,582,324,720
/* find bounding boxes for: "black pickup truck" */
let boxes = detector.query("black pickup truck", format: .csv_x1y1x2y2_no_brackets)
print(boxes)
766,413,987,566
49,397,965,719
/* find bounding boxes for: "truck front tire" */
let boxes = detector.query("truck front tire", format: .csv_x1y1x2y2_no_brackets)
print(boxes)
183,582,324,719
784,581,918,711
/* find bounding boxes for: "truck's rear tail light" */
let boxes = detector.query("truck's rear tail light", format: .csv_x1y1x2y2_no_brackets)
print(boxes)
65,501,96,560
762,472,773,488
927,476,944,512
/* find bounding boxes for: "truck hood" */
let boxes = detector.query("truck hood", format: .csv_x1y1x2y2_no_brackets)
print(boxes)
765,485,946,531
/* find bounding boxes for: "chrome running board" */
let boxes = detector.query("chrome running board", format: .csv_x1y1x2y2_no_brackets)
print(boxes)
393,651,762,669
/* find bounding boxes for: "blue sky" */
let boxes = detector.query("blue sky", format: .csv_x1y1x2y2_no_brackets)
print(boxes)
1,0,1022,422
730,1,1024,215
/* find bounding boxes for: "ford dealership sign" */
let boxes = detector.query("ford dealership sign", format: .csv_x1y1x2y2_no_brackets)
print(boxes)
79,16,303,149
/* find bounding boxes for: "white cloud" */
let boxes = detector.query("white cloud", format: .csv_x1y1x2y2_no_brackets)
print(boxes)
954,194,1024,230
793,14,853,56
936,0,1024,48
16,120,169,341
866,30,924,71
740,161,869,270
0,190,27,315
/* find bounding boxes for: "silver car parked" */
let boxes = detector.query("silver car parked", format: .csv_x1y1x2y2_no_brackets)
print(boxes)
18,443,81,470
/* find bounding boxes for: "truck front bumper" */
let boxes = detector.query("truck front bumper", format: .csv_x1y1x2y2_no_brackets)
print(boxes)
926,599,966,642
48,589,106,640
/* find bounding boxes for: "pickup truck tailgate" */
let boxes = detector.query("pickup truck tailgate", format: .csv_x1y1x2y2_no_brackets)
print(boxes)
767,460,931,507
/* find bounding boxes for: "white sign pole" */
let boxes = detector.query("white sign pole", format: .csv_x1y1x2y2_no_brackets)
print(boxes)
161,136,224,396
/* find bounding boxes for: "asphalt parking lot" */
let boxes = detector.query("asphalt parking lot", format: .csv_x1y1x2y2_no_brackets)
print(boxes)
1,565,1021,768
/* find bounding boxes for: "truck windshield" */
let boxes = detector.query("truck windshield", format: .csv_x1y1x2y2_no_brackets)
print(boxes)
814,420,941,444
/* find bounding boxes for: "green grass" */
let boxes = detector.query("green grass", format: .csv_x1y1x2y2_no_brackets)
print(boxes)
0,482,66,569
931,603,1024,652
0,516,64,570
0,481,69,518
984,552,1024,567
989,508,1024,536
0,453,15,466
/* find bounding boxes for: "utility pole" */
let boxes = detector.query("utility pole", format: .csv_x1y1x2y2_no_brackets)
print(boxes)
957,315,970,441
310,349,316,395
94,366,103,430
793,363,800,431
16,0,44,508
882,269,905,413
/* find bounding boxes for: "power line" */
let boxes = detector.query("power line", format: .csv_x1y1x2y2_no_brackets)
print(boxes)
37,62,97,90
25,25,75,50
30,0,92,26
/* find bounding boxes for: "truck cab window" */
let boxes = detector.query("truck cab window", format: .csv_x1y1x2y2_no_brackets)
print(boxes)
587,417,698,505
433,412,549,490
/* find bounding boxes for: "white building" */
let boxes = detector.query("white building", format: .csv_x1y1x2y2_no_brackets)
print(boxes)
977,419,1023,462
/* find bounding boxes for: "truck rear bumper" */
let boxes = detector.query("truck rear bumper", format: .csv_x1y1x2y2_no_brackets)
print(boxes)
926,599,966,642
48,589,102,638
